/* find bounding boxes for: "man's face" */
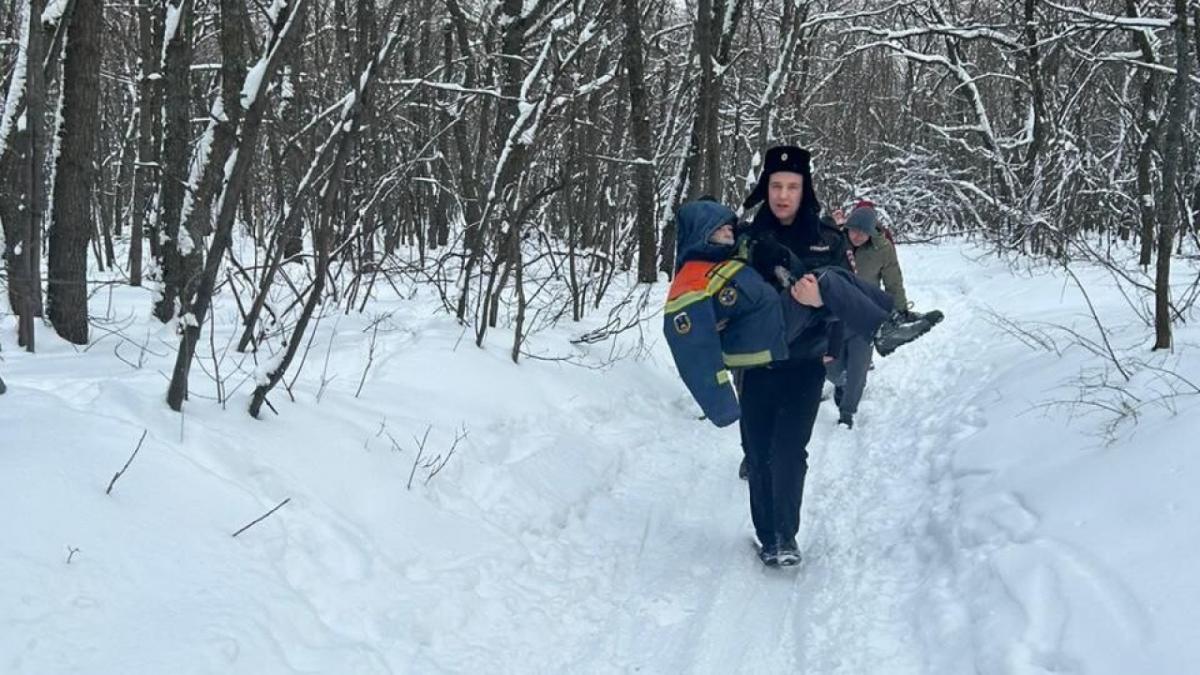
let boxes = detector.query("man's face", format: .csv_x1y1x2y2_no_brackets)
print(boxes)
848,228,870,247
768,172,804,223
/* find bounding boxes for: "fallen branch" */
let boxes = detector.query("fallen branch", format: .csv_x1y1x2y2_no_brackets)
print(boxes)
232,497,291,538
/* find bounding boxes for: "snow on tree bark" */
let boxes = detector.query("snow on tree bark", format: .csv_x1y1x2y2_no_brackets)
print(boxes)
47,0,102,345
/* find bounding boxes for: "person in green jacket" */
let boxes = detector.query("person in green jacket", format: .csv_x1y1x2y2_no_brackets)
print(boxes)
844,203,908,312
825,201,943,428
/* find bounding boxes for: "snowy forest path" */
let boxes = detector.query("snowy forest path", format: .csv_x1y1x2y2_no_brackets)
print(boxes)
435,251,994,673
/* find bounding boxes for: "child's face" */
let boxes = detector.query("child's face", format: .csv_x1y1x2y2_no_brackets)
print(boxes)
709,223,735,246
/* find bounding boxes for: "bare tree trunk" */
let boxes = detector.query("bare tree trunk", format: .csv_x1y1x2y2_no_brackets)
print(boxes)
153,0,194,321
621,0,657,283
688,0,718,200
1130,0,1163,267
167,0,308,410
469,0,546,344
444,0,486,321
354,0,379,268
129,0,164,287
688,0,745,201
1153,0,1192,350
5,0,48,350
276,19,306,260
167,0,247,328
510,229,526,362
1021,0,1046,174
96,117,116,269
47,0,104,345
113,109,135,241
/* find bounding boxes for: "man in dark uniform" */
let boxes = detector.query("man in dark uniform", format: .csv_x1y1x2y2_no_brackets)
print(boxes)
737,145,851,567
662,198,896,429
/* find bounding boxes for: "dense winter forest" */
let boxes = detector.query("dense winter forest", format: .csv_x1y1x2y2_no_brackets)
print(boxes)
1,0,1196,403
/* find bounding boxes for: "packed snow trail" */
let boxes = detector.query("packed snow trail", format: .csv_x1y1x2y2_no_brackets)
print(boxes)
4,242,1196,673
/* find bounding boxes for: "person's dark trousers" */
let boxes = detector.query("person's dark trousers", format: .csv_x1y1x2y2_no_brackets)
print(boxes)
739,358,825,547
781,267,894,344
814,267,894,338
824,333,873,415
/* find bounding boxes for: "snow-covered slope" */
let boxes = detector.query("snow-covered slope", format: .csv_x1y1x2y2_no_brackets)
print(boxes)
2,242,1198,673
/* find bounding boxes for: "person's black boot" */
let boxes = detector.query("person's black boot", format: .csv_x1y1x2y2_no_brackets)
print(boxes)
875,312,934,357
776,537,801,566
738,456,749,480
837,412,853,429
758,540,779,566
834,386,844,407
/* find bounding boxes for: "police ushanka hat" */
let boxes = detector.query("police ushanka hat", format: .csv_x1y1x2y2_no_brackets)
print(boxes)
742,145,815,210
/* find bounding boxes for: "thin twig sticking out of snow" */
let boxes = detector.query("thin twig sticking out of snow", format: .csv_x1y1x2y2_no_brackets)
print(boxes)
106,430,149,495
425,426,468,486
355,320,382,399
407,426,432,490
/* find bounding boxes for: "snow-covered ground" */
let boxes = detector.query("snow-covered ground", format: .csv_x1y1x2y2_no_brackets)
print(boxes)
2,241,1198,673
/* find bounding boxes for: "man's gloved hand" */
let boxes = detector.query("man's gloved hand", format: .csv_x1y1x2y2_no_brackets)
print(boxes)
751,236,795,275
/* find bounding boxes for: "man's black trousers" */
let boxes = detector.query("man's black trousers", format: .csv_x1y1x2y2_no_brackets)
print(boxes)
739,358,825,547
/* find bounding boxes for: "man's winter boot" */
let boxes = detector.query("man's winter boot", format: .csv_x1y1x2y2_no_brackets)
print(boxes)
758,540,779,566
738,456,749,480
834,386,844,408
776,537,801,566
875,312,934,356
837,412,853,429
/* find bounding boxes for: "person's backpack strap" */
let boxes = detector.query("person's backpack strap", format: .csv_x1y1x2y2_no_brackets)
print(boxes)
881,224,896,246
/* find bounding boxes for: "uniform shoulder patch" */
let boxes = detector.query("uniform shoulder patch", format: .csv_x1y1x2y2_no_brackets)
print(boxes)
718,286,738,307
673,312,693,335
